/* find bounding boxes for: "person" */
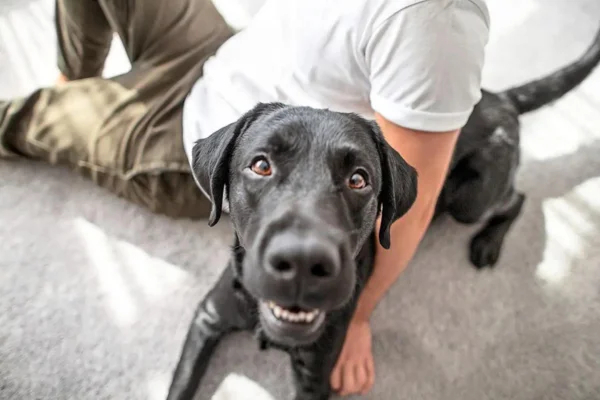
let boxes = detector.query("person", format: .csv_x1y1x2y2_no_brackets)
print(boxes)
0,0,490,396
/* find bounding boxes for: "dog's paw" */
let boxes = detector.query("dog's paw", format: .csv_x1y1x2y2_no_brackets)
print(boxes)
469,231,502,269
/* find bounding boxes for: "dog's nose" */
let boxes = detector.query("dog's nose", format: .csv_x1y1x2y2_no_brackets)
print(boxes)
264,231,341,283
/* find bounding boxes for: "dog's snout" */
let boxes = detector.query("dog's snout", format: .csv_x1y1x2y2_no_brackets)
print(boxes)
264,232,341,283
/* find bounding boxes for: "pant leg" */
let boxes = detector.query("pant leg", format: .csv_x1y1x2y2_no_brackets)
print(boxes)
98,0,233,75
0,79,211,219
88,0,234,181
56,0,114,80
93,0,234,217
1,0,233,219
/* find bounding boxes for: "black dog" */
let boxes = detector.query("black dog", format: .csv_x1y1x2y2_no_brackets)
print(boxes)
168,102,416,400
166,27,600,400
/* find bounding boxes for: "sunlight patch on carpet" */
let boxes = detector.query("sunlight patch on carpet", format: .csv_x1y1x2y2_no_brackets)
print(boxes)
73,217,193,327
114,240,189,301
74,217,138,327
536,177,600,286
212,373,276,400
145,372,170,400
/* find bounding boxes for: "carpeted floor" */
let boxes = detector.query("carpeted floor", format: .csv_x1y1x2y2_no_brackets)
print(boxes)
1,1,600,399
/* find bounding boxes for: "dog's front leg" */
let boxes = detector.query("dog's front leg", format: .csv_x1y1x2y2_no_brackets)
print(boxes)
470,191,526,268
289,315,351,400
166,264,256,400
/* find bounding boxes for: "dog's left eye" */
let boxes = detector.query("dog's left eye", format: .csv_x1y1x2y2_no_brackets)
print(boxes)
251,157,272,176
348,171,368,190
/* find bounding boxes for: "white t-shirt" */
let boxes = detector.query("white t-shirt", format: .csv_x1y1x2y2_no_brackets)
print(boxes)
182,0,491,165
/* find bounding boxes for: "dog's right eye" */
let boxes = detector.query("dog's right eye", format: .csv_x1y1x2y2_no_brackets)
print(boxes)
251,157,272,176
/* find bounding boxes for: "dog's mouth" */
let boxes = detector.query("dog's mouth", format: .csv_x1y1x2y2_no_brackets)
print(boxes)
265,301,323,323
258,300,326,347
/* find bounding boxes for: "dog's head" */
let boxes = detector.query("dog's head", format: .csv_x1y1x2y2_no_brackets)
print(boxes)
192,103,417,347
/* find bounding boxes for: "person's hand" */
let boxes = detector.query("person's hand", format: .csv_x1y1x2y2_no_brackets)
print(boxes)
330,318,375,396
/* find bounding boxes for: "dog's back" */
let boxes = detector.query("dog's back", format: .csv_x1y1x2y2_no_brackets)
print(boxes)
437,25,600,268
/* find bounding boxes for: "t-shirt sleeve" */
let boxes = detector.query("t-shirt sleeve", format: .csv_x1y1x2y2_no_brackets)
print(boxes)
366,0,490,132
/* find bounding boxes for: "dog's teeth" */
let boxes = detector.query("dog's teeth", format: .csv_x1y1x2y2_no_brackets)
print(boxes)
266,302,322,324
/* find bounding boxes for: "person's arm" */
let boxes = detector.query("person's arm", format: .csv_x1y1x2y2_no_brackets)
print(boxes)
353,115,459,323
330,1,490,396
331,117,460,397
349,0,490,326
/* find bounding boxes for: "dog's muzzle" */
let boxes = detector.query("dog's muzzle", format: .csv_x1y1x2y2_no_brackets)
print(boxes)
244,212,355,346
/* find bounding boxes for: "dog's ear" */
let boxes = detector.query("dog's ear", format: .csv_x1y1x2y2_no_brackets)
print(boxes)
191,102,287,227
367,121,418,249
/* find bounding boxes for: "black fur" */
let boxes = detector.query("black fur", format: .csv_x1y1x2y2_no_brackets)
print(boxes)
437,25,600,268
166,27,600,400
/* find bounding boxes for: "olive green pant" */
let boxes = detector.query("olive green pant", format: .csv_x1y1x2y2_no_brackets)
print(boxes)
0,0,234,219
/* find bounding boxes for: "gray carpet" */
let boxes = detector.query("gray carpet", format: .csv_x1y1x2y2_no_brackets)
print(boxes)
1,0,600,399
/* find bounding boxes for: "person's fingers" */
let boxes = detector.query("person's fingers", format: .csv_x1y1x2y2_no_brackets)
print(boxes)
330,360,342,391
362,356,376,394
354,363,368,393
340,364,358,396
